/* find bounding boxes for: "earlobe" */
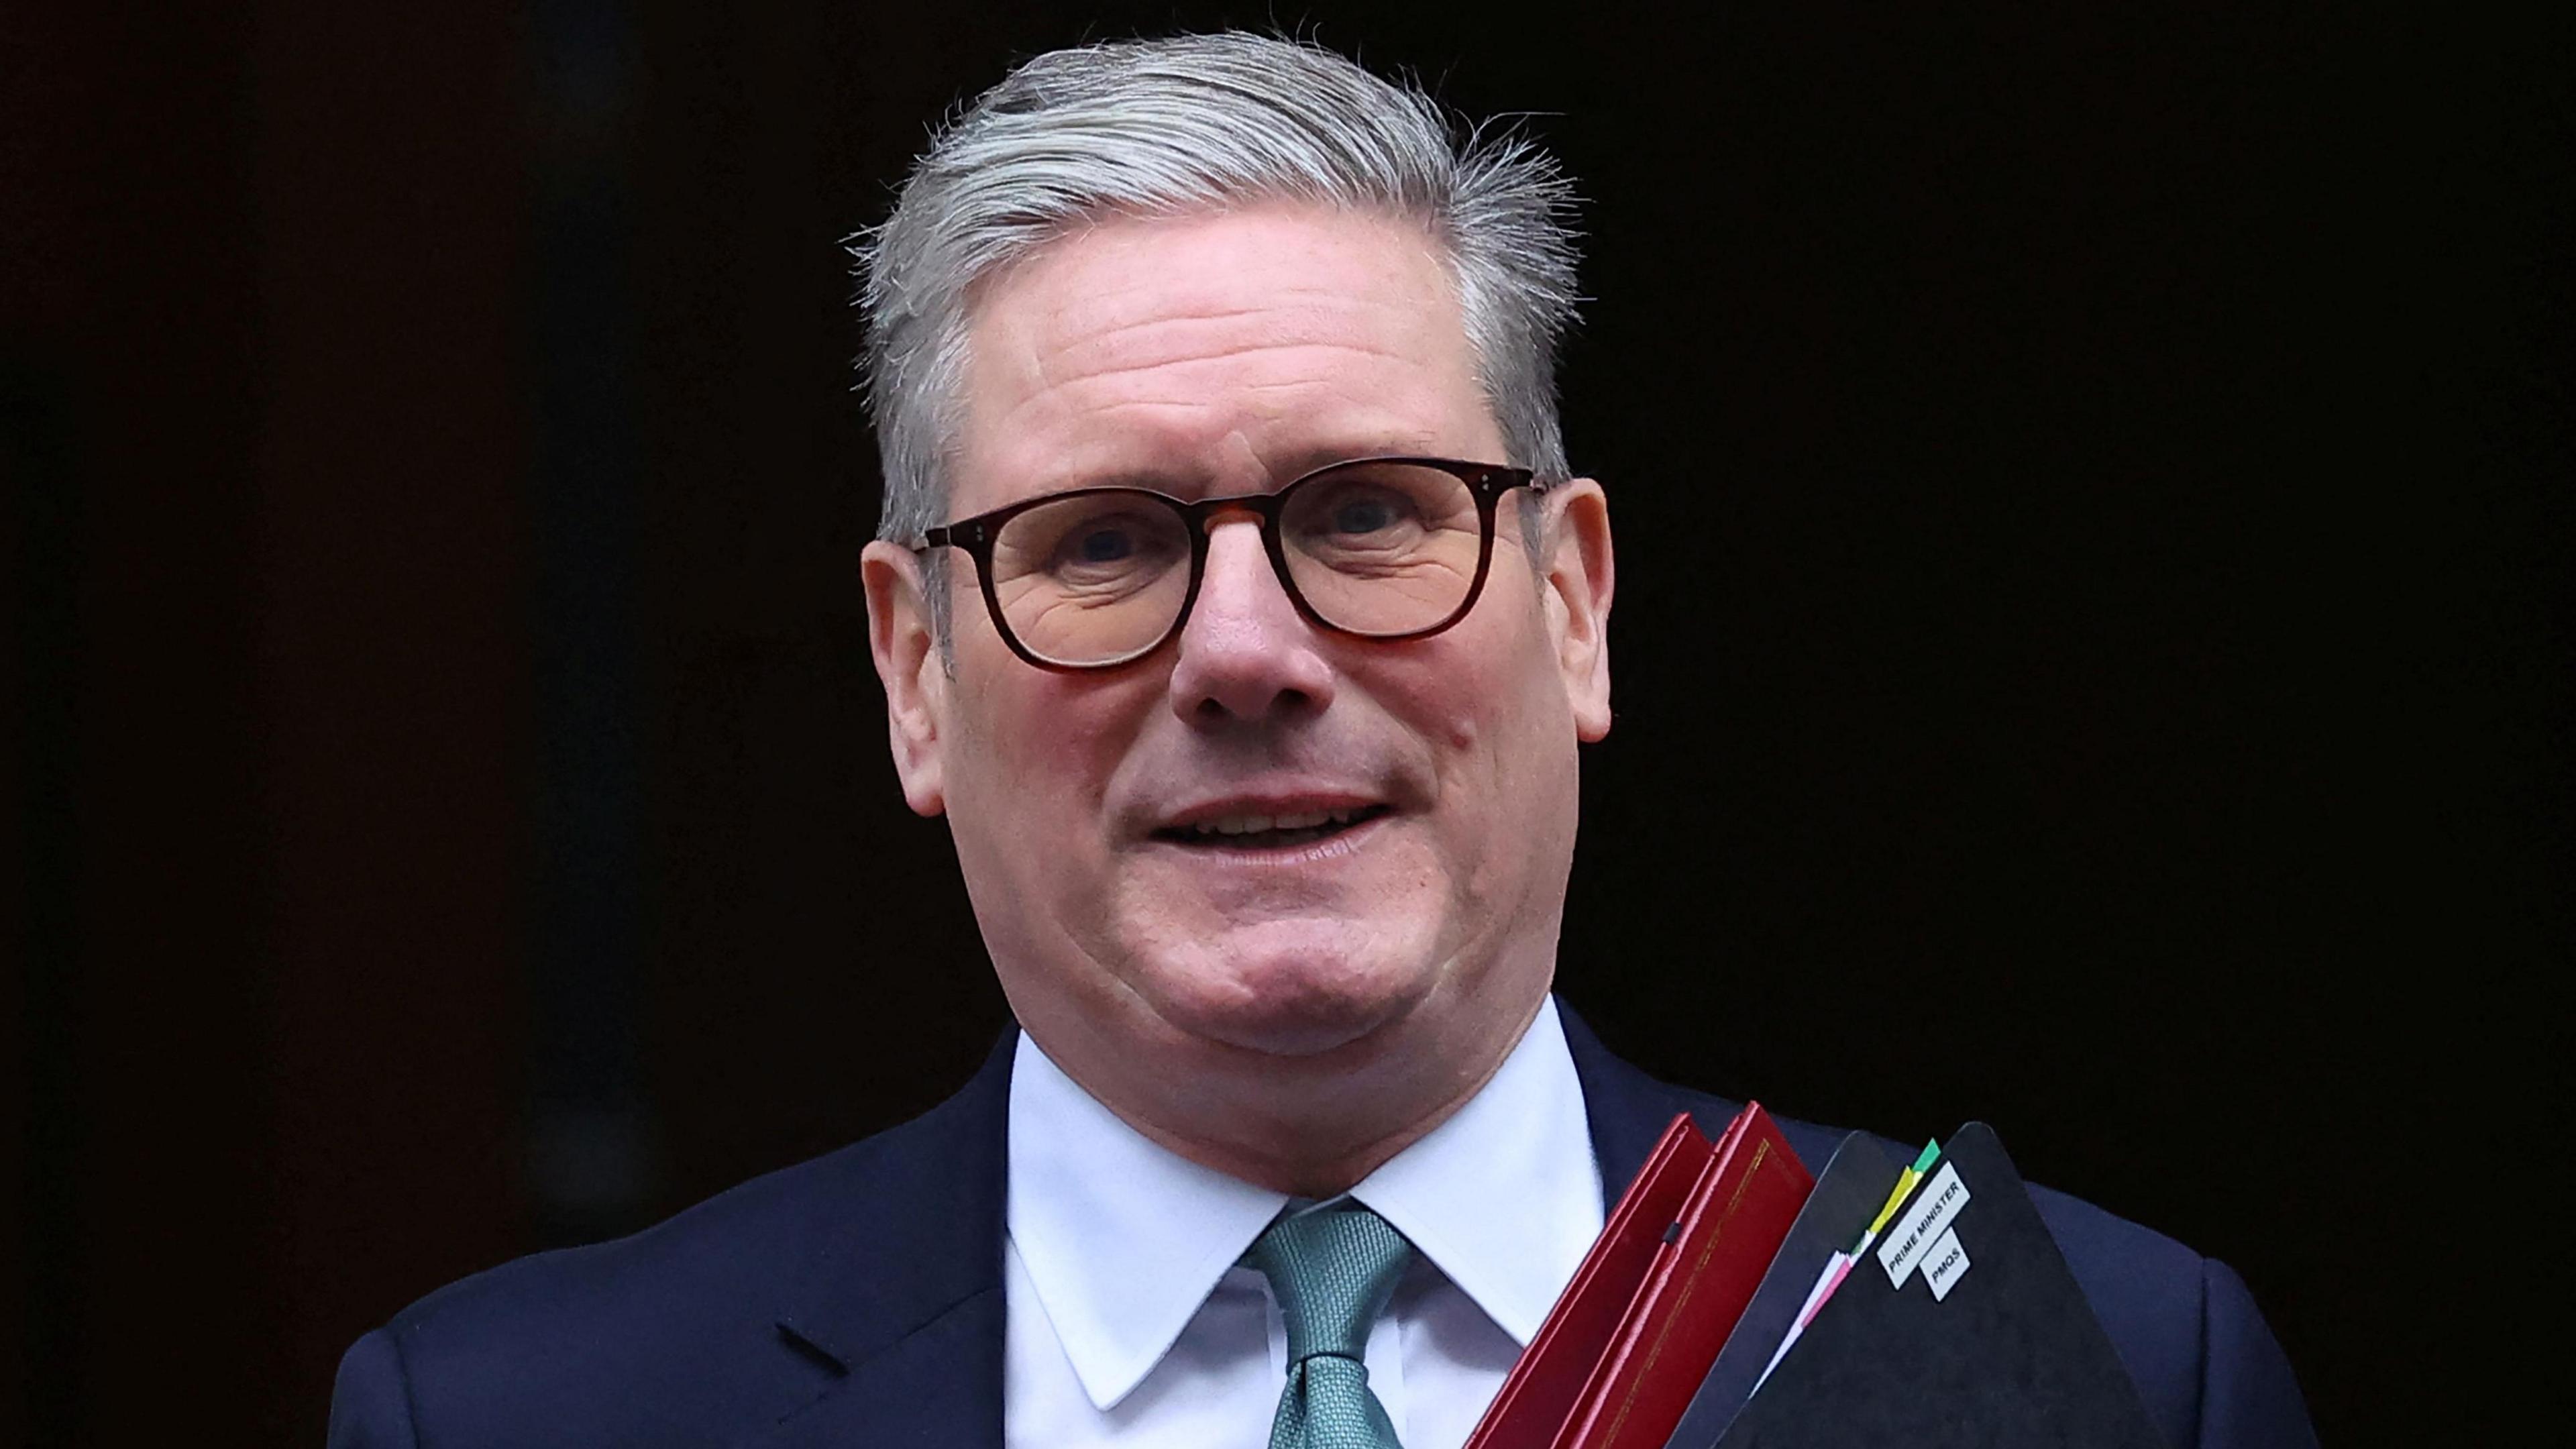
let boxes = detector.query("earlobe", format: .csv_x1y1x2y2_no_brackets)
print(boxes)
1545,480,1616,742
861,541,949,816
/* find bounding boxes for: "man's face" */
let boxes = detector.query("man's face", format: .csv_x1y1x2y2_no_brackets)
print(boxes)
864,205,1613,1128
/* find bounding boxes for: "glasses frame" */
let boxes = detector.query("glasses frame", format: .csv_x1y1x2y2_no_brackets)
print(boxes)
916,456,1544,673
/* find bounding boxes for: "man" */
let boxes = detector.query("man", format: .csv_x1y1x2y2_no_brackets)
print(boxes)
330,32,2314,1449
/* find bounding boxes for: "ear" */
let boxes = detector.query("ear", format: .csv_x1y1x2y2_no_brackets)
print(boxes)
862,539,950,816
1540,478,1615,741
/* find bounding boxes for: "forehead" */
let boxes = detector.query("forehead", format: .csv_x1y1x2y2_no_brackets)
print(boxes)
951,205,1499,511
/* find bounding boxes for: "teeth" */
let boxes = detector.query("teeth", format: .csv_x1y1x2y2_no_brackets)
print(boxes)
1184,808,1365,837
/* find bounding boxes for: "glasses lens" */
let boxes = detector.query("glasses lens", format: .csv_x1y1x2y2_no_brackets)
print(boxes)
989,491,1193,665
1281,462,1486,635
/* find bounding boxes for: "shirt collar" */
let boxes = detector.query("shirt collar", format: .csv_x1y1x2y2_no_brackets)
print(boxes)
1346,996,1603,1347
1006,996,1603,1411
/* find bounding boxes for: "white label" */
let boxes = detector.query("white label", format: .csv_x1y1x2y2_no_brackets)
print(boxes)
1922,1226,1970,1301
1876,1161,1970,1287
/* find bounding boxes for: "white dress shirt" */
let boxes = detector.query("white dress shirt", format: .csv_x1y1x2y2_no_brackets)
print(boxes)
1003,996,1604,1449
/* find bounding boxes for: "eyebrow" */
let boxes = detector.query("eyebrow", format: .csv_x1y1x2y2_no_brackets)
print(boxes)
1041,437,1453,498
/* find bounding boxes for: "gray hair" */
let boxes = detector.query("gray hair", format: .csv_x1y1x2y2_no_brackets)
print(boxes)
850,30,1583,598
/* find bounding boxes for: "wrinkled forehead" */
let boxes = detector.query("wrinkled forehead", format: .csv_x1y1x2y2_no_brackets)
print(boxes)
949,206,1499,510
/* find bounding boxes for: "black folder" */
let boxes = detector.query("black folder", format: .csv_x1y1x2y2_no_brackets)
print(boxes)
1712,1123,2167,1449
1662,1132,1899,1449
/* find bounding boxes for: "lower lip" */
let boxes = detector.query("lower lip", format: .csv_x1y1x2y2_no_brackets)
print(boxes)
1144,810,1393,867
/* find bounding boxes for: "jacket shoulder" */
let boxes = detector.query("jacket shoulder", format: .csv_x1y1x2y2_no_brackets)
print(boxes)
350,1133,885,1448
334,1055,1009,1449
392,1122,883,1338
2017,1172,2314,1449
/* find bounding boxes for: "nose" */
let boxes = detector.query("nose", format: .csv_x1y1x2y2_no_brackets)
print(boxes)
1167,516,1338,725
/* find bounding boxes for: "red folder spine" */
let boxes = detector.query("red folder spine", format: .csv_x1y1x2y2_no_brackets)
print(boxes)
1550,1103,1813,1449
1460,1112,1715,1449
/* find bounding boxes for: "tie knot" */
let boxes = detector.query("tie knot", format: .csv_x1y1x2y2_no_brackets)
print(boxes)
1246,1204,1414,1365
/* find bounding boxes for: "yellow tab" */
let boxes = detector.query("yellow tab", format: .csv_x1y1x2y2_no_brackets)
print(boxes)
1865,1169,1923,1240
1854,1142,1942,1248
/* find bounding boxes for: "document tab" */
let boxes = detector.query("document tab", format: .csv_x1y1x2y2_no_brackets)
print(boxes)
1876,1161,1969,1288
1921,1227,1969,1302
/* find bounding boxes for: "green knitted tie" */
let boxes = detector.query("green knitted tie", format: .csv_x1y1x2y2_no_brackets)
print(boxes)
1244,1203,1414,1449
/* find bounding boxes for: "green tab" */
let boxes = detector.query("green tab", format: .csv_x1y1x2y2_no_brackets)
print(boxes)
1911,1140,1941,1173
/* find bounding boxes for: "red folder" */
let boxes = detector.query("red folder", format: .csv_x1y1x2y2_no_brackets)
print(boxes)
1464,1104,1813,1449
1466,1114,1715,1449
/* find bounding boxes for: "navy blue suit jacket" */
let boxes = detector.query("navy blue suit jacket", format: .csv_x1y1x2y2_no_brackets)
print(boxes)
329,1008,2315,1447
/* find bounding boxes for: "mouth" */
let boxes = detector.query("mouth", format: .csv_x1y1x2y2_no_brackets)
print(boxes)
1149,804,1395,851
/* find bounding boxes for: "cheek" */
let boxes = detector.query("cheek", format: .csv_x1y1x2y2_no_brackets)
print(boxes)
1454,581,1571,742
946,664,1139,870
1377,619,1570,821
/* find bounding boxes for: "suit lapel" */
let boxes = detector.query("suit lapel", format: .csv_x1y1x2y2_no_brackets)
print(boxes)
749,1289,1006,1449
1560,1000,1748,1194
1561,999,1849,1183
735,1032,1016,1449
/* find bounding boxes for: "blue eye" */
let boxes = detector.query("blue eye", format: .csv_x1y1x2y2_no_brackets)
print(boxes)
1075,527,1136,563
1332,498,1399,535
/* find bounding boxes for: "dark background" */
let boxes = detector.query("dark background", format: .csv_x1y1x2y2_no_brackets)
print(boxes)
7,3,2565,1444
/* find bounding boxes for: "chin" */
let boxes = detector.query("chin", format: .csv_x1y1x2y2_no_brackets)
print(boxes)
1133,920,1439,1061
